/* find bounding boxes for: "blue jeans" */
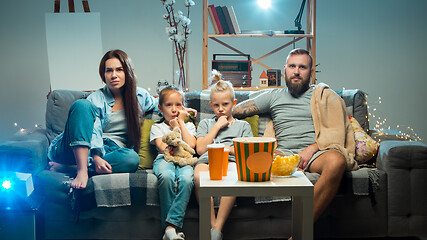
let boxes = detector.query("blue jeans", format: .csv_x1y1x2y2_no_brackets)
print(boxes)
49,99,139,173
153,155,194,229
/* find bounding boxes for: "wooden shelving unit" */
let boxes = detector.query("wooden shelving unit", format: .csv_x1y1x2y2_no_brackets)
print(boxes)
202,0,316,89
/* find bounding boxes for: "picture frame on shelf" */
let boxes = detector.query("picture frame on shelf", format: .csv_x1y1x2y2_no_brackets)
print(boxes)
267,69,281,86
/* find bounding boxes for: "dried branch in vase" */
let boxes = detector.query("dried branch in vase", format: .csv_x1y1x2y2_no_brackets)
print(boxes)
161,0,195,91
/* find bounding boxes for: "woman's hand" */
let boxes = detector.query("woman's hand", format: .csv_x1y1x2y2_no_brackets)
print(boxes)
93,155,113,174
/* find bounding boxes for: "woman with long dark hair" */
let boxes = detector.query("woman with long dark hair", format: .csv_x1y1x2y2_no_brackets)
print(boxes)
47,49,194,189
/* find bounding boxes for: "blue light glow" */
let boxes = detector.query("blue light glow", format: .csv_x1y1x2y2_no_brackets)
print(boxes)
2,180,12,190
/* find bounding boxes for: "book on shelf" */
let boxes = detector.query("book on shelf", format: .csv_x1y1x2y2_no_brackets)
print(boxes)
208,4,223,34
227,6,241,34
215,6,229,34
207,5,219,34
222,6,235,34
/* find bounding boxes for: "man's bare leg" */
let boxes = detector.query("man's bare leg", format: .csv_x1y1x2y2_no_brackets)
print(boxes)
71,146,89,189
307,150,346,222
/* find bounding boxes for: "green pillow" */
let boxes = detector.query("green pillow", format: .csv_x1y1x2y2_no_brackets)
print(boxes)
184,111,198,128
138,119,158,169
242,115,259,137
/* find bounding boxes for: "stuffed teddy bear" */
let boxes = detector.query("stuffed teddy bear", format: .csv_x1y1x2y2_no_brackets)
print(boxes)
162,127,198,166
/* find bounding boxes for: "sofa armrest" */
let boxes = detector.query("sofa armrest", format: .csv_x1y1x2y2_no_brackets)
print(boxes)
376,140,427,236
0,128,50,174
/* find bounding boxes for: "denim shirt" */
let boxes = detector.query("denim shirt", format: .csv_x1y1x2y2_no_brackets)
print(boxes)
48,85,159,163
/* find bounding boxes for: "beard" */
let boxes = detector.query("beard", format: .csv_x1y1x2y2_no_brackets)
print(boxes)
285,74,311,97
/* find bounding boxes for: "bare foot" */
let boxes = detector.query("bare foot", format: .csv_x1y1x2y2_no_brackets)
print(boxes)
71,170,88,189
49,161,77,173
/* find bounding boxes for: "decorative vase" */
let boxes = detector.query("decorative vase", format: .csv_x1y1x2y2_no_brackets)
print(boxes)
172,43,188,92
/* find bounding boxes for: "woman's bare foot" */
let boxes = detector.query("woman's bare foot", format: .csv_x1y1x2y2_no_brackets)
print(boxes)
71,170,89,189
48,161,77,173
49,161,87,189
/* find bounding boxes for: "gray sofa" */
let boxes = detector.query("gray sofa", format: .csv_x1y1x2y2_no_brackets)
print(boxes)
0,88,426,240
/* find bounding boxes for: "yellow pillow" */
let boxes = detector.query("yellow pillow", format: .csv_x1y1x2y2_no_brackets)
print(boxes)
349,115,379,164
242,115,259,137
138,119,158,169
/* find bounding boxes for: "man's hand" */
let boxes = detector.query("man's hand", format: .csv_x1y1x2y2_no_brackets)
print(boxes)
298,143,318,169
93,155,112,174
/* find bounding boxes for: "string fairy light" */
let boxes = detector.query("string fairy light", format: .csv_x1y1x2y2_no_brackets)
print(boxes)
13,122,42,135
368,95,422,142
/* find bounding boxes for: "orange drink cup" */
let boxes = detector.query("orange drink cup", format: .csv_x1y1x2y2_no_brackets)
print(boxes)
222,148,230,176
208,143,224,180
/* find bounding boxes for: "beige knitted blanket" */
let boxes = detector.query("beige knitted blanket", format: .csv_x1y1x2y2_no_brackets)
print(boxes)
311,83,359,171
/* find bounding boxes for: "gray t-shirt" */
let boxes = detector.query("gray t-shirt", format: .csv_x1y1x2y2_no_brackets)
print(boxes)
196,118,253,164
102,110,128,148
253,87,315,154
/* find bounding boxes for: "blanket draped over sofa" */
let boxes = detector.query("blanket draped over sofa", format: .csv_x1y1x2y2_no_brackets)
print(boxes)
0,88,426,240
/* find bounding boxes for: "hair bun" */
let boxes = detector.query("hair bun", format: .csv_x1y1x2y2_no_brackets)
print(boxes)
211,69,222,81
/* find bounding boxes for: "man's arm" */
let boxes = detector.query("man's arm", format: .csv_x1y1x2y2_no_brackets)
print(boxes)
233,99,261,119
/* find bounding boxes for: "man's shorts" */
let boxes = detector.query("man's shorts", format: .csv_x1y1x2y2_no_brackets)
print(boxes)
304,149,342,171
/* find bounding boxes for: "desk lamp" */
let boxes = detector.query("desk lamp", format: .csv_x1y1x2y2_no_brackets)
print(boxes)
285,0,306,34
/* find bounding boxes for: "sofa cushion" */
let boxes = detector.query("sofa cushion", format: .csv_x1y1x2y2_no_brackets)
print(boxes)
138,119,158,169
242,115,259,137
349,115,379,164
46,90,91,142
335,89,369,132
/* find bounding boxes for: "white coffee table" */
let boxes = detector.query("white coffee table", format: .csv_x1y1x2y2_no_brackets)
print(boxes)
199,168,314,240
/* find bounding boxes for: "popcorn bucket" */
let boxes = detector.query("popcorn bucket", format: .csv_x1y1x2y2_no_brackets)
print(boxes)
233,137,276,182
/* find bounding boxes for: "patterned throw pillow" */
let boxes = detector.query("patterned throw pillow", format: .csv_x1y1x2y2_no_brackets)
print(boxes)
349,115,379,164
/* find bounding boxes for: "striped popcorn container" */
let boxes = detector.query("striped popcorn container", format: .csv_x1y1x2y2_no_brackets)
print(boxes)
233,137,276,182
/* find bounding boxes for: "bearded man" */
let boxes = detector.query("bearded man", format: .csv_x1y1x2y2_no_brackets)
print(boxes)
233,48,358,224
